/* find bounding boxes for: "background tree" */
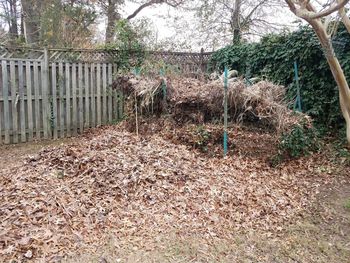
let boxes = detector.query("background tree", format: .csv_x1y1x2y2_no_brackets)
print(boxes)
169,0,293,49
20,0,97,47
100,0,185,44
284,0,350,144
0,0,21,41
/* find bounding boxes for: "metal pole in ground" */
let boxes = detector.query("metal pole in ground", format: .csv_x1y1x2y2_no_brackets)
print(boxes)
224,66,228,157
294,61,302,112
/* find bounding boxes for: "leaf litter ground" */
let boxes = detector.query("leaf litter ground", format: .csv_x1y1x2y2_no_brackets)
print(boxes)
0,123,348,262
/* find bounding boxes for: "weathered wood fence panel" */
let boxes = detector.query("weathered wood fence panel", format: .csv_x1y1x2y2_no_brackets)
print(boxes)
0,57,122,144
0,46,212,144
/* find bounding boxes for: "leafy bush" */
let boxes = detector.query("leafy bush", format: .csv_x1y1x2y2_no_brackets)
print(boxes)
210,25,350,130
194,126,212,152
279,121,320,158
103,20,146,72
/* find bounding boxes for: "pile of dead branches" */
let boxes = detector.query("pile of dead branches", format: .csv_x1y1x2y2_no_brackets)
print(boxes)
169,77,308,132
113,74,169,116
113,75,309,133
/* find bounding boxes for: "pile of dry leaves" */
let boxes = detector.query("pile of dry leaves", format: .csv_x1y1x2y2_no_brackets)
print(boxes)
0,124,339,262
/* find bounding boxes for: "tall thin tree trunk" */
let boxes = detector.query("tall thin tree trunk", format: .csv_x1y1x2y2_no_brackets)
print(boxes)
232,0,241,43
8,0,19,39
310,19,350,143
21,0,41,45
105,0,120,44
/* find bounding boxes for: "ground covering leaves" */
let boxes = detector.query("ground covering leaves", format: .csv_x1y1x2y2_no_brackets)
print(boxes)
0,123,347,262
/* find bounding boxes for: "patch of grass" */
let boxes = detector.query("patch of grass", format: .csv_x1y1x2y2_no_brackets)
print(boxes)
344,199,350,210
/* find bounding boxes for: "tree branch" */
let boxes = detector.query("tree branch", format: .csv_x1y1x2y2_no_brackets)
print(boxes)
127,0,183,20
286,0,350,19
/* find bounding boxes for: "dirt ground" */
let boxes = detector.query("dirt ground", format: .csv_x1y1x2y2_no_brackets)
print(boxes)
0,127,349,263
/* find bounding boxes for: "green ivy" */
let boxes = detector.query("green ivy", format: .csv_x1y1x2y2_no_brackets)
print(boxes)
279,121,320,158
210,25,350,130
103,20,146,72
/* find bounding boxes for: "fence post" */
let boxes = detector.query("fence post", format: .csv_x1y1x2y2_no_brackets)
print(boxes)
200,47,205,73
42,48,51,139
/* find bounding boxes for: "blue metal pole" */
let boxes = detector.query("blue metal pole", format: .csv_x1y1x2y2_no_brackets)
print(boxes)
294,61,302,112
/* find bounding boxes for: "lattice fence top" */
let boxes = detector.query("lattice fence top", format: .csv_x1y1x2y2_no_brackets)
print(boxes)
0,46,213,64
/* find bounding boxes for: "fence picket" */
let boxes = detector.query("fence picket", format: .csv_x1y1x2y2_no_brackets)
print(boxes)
72,63,78,136
78,63,84,133
52,63,58,139
26,61,33,141
2,60,10,144
33,61,41,140
91,63,96,127
10,61,18,143
102,63,107,124
65,63,71,137
84,63,90,128
108,63,113,123
97,63,102,126
18,61,26,142
42,49,50,139
59,62,65,138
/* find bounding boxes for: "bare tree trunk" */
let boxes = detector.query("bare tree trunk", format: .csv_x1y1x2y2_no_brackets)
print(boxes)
310,19,350,143
21,0,41,45
232,0,241,43
105,0,122,44
8,0,19,39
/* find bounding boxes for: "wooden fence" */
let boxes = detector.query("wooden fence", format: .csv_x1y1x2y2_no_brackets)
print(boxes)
0,51,123,144
0,47,212,144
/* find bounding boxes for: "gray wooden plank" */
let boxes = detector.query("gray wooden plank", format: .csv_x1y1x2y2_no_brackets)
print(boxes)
2,61,10,144
42,48,50,139
10,61,18,143
72,63,78,136
18,61,26,142
96,63,102,126
26,61,34,141
65,63,71,137
114,64,123,120
78,63,84,133
107,63,113,123
52,63,58,139
59,62,65,138
0,94,2,144
33,61,41,140
102,63,107,124
84,63,90,128
91,63,96,127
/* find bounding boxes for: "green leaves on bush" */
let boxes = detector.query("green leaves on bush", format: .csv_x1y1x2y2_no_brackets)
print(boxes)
279,122,320,158
269,120,320,166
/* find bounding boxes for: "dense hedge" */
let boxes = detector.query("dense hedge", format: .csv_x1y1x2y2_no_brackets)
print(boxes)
209,26,350,128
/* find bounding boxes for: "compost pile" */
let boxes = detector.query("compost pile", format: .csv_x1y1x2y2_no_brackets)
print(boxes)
0,126,337,262
114,75,307,133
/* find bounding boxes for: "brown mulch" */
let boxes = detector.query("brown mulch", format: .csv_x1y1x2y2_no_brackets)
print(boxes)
0,124,342,262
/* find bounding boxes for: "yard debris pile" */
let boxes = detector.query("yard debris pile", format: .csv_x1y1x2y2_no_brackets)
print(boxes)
130,117,279,159
114,75,308,133
113,74,169,115
0,125,337,262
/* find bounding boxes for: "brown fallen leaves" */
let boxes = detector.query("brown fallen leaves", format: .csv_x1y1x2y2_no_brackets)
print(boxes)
0,124,341,262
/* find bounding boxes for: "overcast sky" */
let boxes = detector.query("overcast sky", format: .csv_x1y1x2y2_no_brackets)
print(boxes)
117,2,299,51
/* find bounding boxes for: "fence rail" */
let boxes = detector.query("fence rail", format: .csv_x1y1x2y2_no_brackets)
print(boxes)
0,47,212,144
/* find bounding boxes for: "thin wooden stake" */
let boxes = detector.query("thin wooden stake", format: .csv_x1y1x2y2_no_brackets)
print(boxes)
224,66,228,157
135,92,139,137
